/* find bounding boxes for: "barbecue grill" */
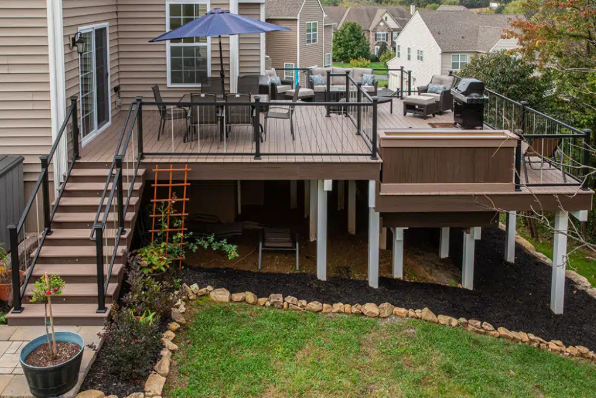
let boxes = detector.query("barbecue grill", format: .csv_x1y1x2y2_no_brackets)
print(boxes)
451,78,489,129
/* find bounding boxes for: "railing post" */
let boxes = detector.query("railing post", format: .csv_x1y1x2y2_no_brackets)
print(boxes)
515,100,528,191
407,71,412,96
400,66,404,99
356,82,362,135
95,224,107,313
115,155,125,233
8,225,23,313
136,96,144,159
71,97,80,160
326,70,331,117
39,156,52,234
253,96,261,160
345,70,350,117
583,129,592,190
371,96,378,160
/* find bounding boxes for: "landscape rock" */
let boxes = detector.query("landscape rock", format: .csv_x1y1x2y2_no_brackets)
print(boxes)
420,308,438,323
284,296,299,306
174,299,184,308
257,298,268,306
76,391,105,398
171,309,186,325
352,304,362,314
394,307,408,318
518,331,530,343
362,303,380,318
178,304,186,313
481,322,495,332
548,342,563,353
265,300,271,307
162,330,175,341
269,294,284,309
510,331,522,342
497,327,514,340
407,309,418,319
438,315,458,327
283,302,289,310
551,340,564,347
168,322,180,332
539,343,548,351
488,331,500,338
343,304,352,314
125,393,144,398
415,309,422,318
289,304,302,311
378,303,394,318
106,395,118,398
145,372,166,397
332,303,344,313
566,346,579,357
576,346,591,358
231,292,246,302
299,300,307,308
322,304,333,313
196,287,209,297
565,270,592,290
210,288,231,303
181,284,196,301
162,338,178,352
515,234,535,252
160,348,172,360
458,318,468,327
189,283,200,294
245,291,258,304
206,285,214,292
154,356,171,377
468,319,481,329
306,301,323,312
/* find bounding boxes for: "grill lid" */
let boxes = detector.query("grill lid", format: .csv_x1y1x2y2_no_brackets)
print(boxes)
455,78,485,96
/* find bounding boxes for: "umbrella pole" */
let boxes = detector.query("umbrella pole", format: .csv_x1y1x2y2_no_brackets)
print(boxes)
219,35,225,94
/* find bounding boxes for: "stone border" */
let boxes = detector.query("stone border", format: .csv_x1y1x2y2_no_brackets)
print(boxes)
498,222,596,299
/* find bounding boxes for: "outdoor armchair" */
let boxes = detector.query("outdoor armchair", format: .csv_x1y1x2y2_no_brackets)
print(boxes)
265,69,293,100
188,93,223,143
417,75,456,113
264,85,300,141
224,93,254,139
152,85,188,141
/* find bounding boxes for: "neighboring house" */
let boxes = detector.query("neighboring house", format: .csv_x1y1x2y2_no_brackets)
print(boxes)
437,5,468,11
323,5,412,55
388,9,519,88
265,0,334,86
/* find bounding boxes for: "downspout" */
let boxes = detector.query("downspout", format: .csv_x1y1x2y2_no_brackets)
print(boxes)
46,0,67,193
260,3,265,74
229,0,239,92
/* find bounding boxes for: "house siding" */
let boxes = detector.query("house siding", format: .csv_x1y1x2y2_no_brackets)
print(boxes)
239,2,262,75
265,19,297,70
388,12,441,88
298,0,324,70
324,24,333,65
440,51,477,76
0,1,52,184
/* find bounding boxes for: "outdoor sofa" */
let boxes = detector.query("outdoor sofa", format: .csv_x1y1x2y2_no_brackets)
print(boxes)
306,67,378,102
264,68,294,100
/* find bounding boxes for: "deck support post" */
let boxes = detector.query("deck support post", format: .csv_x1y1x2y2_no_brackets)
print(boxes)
380,219,387,250
462,227,481,290
504,211,516,263
348,180,356,235
338,180,345,211
551,210,569,314
290,180,297,209
304,180,310,219
391,227,406,278
237,181,241,215
368,180,379,288
440,227,450,259
309,180,317,241
317,180,329,281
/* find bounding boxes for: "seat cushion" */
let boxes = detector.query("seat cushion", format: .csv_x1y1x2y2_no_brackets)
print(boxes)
420,93,440,101
362,84,375,92
404,95,436,106
352,68,373,82
164,107,187,120
264,69,277,79
430,75,455,89
286,88,315,98
310,67,330,84
276,85,292,93
268,75,282,85
266,108,291,119
331,67,351,85
314,85,327,92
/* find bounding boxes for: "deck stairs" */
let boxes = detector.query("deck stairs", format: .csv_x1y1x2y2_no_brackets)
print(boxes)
7,162,146,326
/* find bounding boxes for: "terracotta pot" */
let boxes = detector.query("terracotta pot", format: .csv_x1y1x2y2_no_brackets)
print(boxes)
0,271,24,302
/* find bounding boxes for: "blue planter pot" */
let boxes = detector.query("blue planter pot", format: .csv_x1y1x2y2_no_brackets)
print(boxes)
19,331,84,398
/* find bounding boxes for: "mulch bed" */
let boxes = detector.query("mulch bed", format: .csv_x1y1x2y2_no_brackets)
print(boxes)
24,341,81,367
179,227,596,351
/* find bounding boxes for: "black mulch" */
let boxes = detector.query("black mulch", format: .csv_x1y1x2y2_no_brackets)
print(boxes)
179,227,596,350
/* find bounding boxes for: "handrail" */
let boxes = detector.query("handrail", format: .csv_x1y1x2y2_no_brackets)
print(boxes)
7,96,79,313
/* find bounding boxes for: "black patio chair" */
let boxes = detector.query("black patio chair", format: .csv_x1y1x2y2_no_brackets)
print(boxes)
238,75,260,95
201,77,224,96
264,85,300,141
258,228,299,271
225,93,254,139
152,85,188,141
188,93,223,143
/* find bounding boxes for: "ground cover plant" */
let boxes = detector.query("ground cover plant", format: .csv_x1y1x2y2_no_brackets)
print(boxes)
167,300,596,398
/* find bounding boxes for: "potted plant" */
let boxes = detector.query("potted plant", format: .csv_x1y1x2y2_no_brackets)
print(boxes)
0,243,25,302
19,274,84,398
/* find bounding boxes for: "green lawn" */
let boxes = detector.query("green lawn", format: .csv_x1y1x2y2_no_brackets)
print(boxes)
333,62,389,75
167,301,596,398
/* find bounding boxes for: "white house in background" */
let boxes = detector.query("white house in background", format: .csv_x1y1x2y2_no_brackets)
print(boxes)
387,9,519,89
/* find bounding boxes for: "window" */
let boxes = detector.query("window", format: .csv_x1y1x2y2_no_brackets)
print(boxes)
375,32,388,42
324,53,331,67
396,45,400,58
166,2,210,87
417,50,423,61
284,63,295,81
451,54,469,70
306,22,318,44
374,46,380,56
407,47,411,61
392,31,399,42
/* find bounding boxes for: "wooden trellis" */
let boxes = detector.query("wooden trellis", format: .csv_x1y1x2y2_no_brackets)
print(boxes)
149,164,191,269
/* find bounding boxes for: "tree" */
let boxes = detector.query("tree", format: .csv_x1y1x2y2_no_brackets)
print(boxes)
502,0,526,13
332,22,370,63
377,41,388,58
380,49,395,65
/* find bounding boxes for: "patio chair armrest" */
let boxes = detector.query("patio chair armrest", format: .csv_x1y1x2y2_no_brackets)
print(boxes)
281,79,293,85
417,84,429,94
440,89,453,104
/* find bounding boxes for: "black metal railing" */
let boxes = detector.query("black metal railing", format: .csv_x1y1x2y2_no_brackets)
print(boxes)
7,97,79,313
452,73,592,191
91,99,143,312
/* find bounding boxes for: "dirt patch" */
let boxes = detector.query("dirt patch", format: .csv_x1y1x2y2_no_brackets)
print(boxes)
24,341,81,367
179,228,596,350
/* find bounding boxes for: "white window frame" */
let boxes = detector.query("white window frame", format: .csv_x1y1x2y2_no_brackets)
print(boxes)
306,21,318,45
407,47,411,61
392,31,399,42
375,32,388,42
451,54,469,70
324,53,331,67
396,44,400,58
283,62,295,81
374,46,380,56
417,50,423,61
166,0,211,88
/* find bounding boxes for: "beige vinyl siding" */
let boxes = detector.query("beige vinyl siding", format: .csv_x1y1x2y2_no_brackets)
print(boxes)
0,1,52,184
118,0,231,106
299,0,324,70
324,24,333,64
265,19,297,70
441,52,476,76
239,3,262,75
63,0,121,124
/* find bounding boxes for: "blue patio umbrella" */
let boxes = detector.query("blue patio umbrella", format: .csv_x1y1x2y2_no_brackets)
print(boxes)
151,8,291,94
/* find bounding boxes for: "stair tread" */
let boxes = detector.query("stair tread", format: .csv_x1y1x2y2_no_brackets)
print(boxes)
53,196,140,207
70,168,146,177
36,245,127,258
24,283,118,297
32,263,124,276
7,304,113,319
64,182,142,191
45,229,130,240
53,212,135,223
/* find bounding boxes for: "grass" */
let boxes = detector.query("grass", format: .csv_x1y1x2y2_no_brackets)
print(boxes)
167,301,596,398
333,62,389,75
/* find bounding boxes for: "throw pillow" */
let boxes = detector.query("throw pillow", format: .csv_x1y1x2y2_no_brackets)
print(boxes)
310,74,325,86
268,76,282,86
427,84,446,94
362,74,375,85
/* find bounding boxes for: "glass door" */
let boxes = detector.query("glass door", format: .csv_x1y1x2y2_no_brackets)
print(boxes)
79,24,110,145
